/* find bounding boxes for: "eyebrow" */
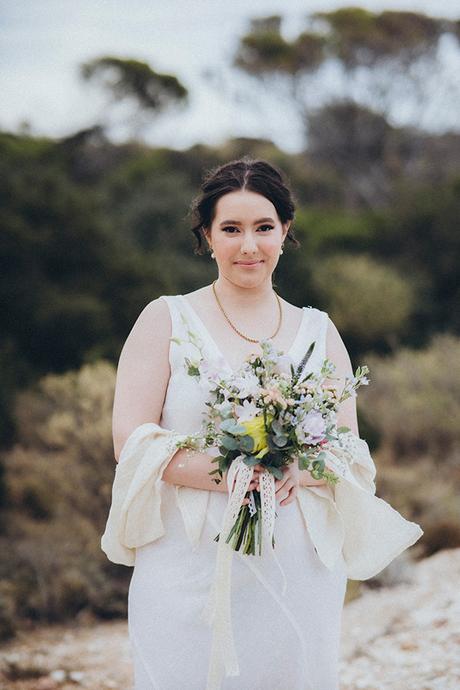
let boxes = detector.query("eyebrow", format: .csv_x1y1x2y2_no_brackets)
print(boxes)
219,217,275,226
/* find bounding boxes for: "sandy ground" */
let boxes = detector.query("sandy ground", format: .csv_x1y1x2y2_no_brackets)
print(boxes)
1,549,459,690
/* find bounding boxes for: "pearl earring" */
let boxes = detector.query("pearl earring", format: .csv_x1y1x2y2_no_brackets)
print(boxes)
211,252,215,259
280,244,284,255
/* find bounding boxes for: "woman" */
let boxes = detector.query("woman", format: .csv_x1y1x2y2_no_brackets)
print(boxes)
104,157,422,690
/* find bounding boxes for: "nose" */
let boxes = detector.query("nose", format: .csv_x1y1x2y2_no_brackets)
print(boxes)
241,231,258,254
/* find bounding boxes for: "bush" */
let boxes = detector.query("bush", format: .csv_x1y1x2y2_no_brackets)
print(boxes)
359,332,460,461
0,360,131,625
376,457,460,558
310,252,414,349
0,580,16,642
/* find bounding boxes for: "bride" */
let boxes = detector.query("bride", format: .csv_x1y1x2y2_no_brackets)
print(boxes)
103,156,423,690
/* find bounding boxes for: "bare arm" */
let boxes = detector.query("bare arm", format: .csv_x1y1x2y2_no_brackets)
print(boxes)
324,315,359,437
112,298,227,491
298,315,359,488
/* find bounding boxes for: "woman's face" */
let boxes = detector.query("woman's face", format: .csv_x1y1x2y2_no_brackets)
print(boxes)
204,190,290,288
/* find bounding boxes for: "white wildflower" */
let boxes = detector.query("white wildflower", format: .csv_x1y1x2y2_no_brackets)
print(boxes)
231,371,260,399
235,399,260,423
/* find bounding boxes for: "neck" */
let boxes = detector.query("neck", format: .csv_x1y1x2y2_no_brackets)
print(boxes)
211,275,276,311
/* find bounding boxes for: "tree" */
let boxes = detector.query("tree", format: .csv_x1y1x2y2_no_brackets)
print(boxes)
80,56,189,139
233,8,460,137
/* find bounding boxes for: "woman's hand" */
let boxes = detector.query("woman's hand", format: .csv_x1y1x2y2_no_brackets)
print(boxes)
225,465,264,504
241,466,263,505
274,462,300,506
244,462,300,507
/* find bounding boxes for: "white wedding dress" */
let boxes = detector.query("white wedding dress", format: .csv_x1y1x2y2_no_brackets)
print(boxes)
127,294,348,690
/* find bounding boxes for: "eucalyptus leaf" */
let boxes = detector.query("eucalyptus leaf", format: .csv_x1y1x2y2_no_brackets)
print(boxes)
221,435,239,451
273,435,288,447
219,419,235,432
239,435,254,452
219,419,245,435
267,466,284,480
243,455,259,467
271,419,284,435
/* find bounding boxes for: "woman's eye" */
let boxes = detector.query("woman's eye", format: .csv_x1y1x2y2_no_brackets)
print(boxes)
222,225,274,233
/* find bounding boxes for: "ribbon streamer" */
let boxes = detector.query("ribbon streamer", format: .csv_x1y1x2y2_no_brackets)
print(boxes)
200,456,288,690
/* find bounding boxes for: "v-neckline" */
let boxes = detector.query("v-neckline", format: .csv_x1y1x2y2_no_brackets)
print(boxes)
178,294,310,375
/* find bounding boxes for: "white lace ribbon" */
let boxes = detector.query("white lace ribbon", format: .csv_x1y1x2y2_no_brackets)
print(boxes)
200,455,287,690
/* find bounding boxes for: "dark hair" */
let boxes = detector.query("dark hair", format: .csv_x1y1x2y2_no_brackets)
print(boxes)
188,156,301,255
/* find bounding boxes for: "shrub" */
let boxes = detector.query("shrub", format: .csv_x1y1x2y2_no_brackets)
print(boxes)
359,333,460,462
0,360,130,624
311,252,414,348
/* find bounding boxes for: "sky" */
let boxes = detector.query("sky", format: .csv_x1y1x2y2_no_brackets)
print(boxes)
1,0,459,153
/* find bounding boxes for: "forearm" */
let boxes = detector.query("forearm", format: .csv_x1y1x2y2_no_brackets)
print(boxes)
162,449,328,491
161,447,227,493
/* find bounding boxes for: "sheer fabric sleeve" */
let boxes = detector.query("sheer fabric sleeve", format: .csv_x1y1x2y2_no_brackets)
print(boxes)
100,422,189,566
296,432,423,580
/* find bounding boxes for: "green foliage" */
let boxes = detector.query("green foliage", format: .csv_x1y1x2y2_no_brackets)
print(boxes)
0,361,129,635
310,253,415,348
236,8,453,75
313,7,443,67
371,177,460,339
376,458,460,558
80,56,188,112
294,207,373,254
359,333,460,461
234,29,293,75
0,580,16,642
0,130,176,444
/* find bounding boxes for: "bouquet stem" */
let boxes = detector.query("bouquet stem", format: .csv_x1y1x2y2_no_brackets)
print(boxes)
213,489,277,555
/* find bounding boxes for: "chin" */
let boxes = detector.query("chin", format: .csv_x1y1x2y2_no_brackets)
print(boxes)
233,272,269,286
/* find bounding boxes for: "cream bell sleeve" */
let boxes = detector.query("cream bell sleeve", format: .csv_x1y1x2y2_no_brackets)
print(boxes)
100,421,209,566
296,431,424,580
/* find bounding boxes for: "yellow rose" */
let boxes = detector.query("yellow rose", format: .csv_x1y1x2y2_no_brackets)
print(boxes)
241,414,273,459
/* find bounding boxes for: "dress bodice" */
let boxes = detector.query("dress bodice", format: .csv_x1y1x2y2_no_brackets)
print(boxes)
158,294,329,435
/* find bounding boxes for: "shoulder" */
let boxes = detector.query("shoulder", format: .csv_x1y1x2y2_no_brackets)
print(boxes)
123,296,173,349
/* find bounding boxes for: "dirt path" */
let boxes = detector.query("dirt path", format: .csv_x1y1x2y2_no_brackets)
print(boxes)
1,549,459,690
0,619,132,690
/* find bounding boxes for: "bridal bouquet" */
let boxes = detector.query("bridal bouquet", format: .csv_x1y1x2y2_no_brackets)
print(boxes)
173,321,369,557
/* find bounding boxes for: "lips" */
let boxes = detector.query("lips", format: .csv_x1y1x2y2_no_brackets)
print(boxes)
236,260,263,265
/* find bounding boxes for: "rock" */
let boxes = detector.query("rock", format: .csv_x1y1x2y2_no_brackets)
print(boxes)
34,678,59,690
69,670,85,683
49,669,66,682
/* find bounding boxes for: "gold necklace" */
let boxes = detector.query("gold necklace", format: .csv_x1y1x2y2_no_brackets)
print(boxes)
212,279,283,343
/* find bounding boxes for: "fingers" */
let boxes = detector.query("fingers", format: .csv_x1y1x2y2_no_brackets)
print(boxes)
277,477,298,506
280,484,298,506
239,475,299,506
